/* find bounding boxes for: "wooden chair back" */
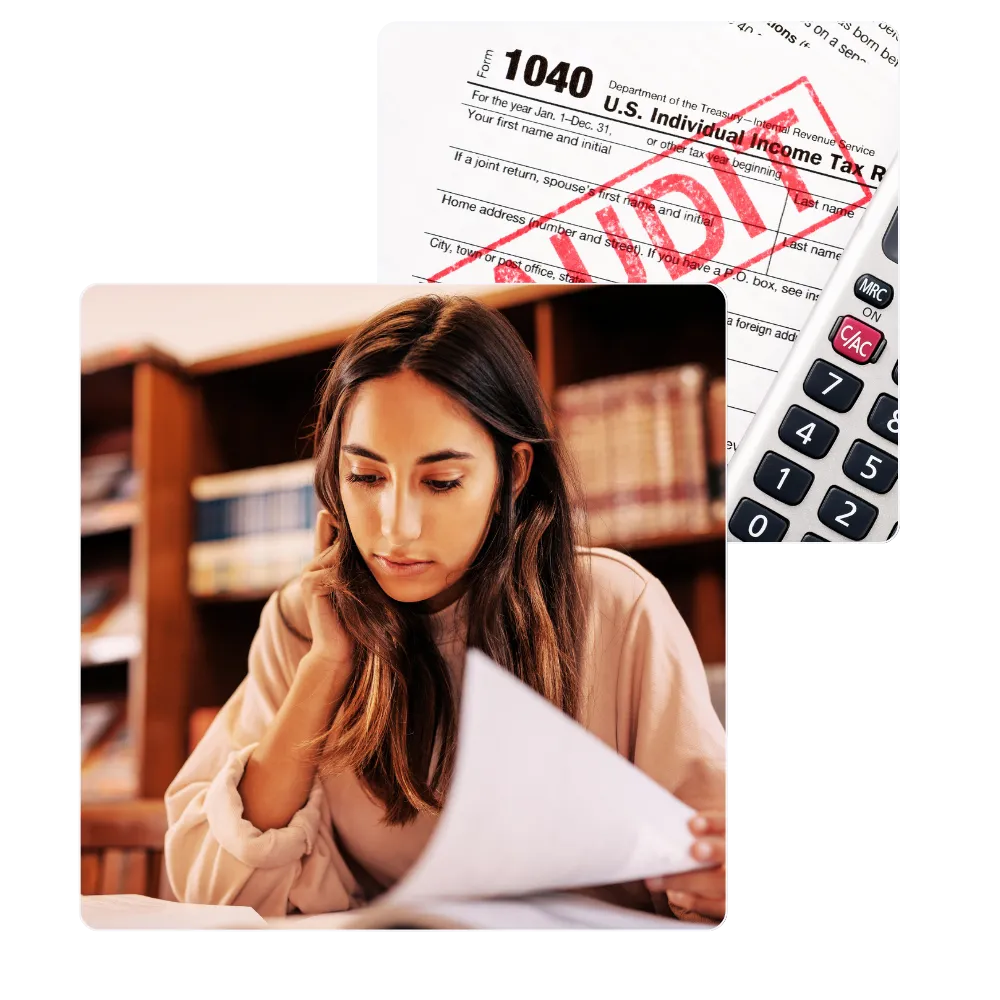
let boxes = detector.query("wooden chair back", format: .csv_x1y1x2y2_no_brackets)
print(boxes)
81,799,170,898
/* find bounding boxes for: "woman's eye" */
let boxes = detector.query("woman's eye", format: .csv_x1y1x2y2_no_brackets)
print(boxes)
346,472,381,487
426,479,462,493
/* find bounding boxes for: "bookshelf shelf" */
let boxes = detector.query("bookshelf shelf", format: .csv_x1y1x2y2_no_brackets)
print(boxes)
617,525,726,552
81,499,140,536
81,634,142,668
193,589,275,605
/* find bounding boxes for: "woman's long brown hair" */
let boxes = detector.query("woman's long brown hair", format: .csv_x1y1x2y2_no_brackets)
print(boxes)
296,295,587,825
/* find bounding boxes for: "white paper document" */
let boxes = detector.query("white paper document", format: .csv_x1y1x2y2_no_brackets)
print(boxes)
82,649,708,929
385,648,706,905
377,22,899,456
81,893,268,929
268,892,696,930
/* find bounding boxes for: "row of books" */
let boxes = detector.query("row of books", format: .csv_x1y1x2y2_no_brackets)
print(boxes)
554,365,725,547
190,460,319,596
81,698,137,802
81,444,140,535
81,574,141,666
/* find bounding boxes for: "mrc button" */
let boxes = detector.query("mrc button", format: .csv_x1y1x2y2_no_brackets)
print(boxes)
829,315,885,364
854,273,894,308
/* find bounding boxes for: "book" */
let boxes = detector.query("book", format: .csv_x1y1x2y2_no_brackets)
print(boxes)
81,699,123,758
650,370,679,535
81,594,141,667
83,649,711,929
81,703,137,802
706,377,726,523
675,365,711,532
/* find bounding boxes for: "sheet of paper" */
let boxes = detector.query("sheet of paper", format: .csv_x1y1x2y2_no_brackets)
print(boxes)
735,22,899,74
269,892,699,929
379,648,707,905
377,22,899,457
81,893,268,929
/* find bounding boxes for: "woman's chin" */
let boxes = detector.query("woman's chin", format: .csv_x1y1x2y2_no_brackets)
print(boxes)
372,571,439,604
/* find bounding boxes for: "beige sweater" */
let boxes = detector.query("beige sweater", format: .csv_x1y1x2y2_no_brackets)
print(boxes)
164,546,726,917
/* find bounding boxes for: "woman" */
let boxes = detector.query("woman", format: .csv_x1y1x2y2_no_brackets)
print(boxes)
164,294,726,921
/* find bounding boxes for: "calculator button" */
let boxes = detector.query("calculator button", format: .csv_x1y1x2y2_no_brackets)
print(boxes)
778,405,839,459
854,274,894,308
888,522,898,539
829,316,886,364
882,209,898,264
817,486,879,541
802,359,863,413
867,394,899,445
842,440,898,494
728,498,788,542
753,451,813,505
892,361,897,384
802,532,828,541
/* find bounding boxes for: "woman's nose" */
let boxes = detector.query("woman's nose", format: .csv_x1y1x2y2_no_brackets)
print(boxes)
380,485,422,547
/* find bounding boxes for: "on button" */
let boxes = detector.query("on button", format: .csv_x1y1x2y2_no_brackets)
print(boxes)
854,273,894,308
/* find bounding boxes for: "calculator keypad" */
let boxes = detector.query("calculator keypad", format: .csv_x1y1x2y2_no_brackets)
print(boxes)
842,440,898,494
867,394,899,445
725,181,898,544
802,359,864,413
778,405,839,459
728,498,789,542
817,486,879,540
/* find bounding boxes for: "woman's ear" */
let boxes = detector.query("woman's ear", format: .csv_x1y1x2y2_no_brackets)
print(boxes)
511,443,534,499
314,509,340,556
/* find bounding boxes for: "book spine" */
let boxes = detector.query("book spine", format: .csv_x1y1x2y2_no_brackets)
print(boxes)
651,370,677,537
679,366,710,532
706,377,726,524
632,372,658,545
665,371,685,534
555,383,586,543
589,378,622,545
621,372,650,546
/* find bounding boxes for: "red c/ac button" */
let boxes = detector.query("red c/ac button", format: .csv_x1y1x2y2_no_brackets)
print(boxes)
829,315,885,364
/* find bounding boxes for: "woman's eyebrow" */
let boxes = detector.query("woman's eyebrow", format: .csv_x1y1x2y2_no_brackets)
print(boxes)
342,444,474,465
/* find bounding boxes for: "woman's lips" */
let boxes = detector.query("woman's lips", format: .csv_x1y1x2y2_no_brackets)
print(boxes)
374,554,434,576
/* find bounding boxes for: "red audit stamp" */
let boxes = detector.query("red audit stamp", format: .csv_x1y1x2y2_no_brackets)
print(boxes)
426,76,876,287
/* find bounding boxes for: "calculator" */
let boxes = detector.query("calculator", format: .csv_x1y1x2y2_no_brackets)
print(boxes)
726,158,898,543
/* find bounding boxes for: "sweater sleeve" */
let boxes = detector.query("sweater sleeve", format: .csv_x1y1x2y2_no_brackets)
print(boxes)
163,590,366,916
620,574,726,812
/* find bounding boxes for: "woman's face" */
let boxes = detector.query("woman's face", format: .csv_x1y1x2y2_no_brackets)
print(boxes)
338,370,525,610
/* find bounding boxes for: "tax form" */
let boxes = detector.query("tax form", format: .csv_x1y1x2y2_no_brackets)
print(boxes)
377,22,899,456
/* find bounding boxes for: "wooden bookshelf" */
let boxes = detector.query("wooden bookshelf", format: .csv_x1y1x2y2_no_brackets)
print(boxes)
81,347,197,802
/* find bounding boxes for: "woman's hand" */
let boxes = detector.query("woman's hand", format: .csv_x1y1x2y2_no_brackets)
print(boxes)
299,510,355,674
645,811,726,922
